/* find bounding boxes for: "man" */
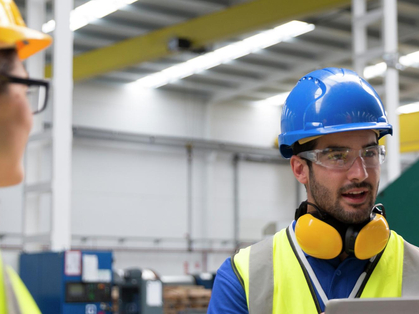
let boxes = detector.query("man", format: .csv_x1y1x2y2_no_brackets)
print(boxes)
208,67,419,314
0,0,52,312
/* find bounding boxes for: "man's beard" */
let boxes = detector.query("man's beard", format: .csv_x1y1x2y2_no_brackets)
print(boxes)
308,166,376,224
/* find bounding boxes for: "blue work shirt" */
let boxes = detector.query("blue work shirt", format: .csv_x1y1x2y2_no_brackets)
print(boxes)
208,221,369,313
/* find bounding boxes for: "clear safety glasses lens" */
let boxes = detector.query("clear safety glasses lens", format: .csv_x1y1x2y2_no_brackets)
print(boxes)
298,145,386,169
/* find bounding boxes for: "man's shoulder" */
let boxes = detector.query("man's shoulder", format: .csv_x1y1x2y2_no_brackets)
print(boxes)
389,232,419,264
404,239,419,247
236,236,274,253
391,231,419,251
404,239,419,253
209,257,249,314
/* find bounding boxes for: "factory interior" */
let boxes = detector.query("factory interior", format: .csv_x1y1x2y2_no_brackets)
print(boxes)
2,0,419,313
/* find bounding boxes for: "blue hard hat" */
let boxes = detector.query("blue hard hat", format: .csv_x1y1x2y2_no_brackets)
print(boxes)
278,67,393,158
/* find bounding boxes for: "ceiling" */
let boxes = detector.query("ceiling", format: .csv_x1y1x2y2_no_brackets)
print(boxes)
18,0,419,106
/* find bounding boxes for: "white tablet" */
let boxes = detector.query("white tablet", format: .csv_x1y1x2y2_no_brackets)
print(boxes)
325,298,419,314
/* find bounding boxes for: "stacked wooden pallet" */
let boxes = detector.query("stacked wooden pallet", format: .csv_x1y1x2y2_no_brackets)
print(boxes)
163,285,212,314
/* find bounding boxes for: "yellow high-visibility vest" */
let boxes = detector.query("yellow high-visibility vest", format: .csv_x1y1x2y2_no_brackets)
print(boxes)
0,252,41,314
233,228,419,314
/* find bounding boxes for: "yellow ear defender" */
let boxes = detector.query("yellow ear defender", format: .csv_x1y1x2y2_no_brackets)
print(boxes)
294,202,390,260
295,214,342,259
346,213,390,260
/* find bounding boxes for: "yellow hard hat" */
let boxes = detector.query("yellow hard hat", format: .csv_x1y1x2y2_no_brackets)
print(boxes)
0,0,52,60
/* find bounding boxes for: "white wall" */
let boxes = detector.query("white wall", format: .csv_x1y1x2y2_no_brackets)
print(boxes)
0,80,297,276
210,99,281,147
73,81,207,138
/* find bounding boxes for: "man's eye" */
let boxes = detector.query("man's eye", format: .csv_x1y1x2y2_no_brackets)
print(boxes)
326,152,347,161
363,149,378,158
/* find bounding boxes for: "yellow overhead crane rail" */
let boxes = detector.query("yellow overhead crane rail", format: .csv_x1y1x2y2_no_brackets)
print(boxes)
45,0,351,81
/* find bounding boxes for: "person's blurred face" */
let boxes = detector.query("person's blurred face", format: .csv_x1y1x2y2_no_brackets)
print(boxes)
0,53,33,186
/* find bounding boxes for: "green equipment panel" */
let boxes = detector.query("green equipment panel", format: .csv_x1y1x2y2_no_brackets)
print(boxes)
376,159,419,246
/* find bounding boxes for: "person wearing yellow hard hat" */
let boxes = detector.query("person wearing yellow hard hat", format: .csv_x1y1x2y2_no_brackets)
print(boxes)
0,0,52,313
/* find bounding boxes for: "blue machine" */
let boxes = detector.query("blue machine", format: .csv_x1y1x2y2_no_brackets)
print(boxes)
20,250,113,314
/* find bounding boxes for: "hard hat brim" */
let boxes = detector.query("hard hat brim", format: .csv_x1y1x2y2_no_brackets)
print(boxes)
0,25,52,60
279,122,393,158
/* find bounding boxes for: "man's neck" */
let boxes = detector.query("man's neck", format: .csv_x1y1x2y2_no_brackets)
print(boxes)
339,252,349,262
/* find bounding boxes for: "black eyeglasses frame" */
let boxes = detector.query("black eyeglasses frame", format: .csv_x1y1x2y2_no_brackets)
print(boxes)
0,73,50,114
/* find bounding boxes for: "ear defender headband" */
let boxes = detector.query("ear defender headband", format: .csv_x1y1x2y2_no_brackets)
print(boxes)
294,201,390,260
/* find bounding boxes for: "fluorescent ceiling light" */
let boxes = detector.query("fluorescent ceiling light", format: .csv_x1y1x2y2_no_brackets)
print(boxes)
262,50,419,107
396,102,419,115
42,0,137,33
42,20,56,33
399,51,419,68
134,20,315,89
257,92,290,107
363,50,419,79
364,62,387,79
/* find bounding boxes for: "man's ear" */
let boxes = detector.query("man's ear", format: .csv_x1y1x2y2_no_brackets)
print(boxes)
290,155,309,185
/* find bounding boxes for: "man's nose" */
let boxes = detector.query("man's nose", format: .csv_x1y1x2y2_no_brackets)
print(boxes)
347,156,368,182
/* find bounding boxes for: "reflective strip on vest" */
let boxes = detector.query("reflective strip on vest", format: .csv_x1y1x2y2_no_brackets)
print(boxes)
248,237,273,313
233,236,274,313
233,228,419,314
233,240,275,313
233,229,318,314
4,266,22,314
402,241,419,296
0,252,41,314
6,266,41,314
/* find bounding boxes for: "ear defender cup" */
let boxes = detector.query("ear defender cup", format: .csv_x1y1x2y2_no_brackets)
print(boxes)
295,214,343,259
345,214,390,260
294,202,390,260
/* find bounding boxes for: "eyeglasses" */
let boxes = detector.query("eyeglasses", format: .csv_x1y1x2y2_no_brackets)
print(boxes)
297,145,386,169
0,73,50,114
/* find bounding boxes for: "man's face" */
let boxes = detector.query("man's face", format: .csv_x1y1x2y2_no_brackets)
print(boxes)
305,130,380,224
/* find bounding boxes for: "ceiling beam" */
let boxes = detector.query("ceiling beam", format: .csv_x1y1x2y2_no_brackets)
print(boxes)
46,0,350,81
211,49,352,103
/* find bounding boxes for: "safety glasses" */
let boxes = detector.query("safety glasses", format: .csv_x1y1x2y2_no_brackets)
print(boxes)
297,145,386,169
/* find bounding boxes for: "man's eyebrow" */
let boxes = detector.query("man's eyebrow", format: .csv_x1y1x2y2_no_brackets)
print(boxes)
325,145,347,149
321,145,349,150
322,142,378,149
363,142,378,148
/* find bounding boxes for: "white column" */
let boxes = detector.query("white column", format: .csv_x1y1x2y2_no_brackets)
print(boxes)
352,0,367,75
383,0,401,183
51,0,73,251
26,0,48,132
26,0,46,80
